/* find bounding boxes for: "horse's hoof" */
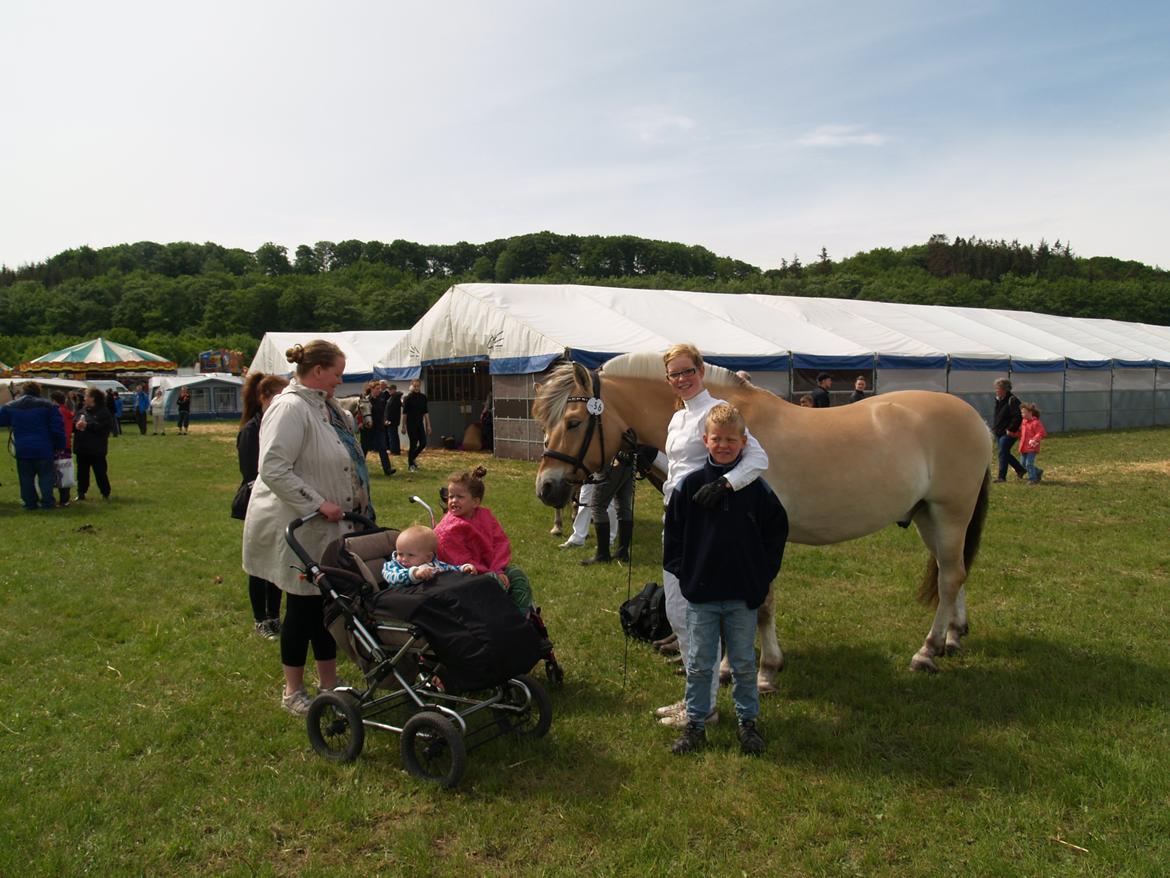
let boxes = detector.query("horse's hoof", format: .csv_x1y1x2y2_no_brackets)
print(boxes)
549,526,563,536
909,654,939,673
944,641,962,657
757,676,779,695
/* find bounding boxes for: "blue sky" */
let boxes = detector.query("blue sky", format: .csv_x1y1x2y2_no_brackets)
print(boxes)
2,0,1168,271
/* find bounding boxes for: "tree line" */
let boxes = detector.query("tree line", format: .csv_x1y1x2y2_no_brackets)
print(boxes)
1,232,1167,368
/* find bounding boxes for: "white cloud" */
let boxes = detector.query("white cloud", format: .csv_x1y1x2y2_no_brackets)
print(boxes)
623,109,699,145
796,125,890,148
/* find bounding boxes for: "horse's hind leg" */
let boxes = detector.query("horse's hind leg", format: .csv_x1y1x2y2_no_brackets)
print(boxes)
911,510,968,673
757,587,785,693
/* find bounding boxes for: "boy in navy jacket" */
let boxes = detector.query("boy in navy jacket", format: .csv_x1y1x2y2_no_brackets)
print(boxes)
663,403,788,754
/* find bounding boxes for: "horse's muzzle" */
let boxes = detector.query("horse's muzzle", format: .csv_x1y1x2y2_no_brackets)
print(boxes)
536,473,572,509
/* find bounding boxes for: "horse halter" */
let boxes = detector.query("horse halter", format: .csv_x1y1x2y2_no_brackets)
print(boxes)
541,369,609,479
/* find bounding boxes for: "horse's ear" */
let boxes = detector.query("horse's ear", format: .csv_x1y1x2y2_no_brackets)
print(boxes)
533,382,542,393
571,362,590,389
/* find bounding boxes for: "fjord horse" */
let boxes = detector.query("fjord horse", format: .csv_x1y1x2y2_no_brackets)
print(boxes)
534,353,991,688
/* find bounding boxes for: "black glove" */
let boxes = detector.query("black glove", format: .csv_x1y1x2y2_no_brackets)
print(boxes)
634,444,658,475
692,477,732,510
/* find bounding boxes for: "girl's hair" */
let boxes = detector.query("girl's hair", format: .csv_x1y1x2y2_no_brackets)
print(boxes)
1021,402,1041,417
662,343,705,372
240,371,290,426
447,465,489,500
285,339,344,378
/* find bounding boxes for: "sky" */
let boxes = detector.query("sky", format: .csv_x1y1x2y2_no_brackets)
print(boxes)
3,0,1169,271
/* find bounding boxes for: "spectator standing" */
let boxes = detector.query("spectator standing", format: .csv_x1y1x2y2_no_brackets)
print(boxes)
74,388,113,501
134,385,149,435
150,388,166,434
367,381,395,476
810,373,833,408
401,378,431,471
991,378,1026,482
176,388,191,434
385,384,403,456
0,381,66,510
107,389,121,437
580,453,636,566
849,376,870,403
51,391,75,507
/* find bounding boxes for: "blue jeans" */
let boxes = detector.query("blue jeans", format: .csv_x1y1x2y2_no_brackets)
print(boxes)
17,458,56,509
1021,452,1043,482
684,599,759,726
996,434,1025,480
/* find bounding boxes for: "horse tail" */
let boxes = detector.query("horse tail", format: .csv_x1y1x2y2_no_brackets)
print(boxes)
916,469,991,606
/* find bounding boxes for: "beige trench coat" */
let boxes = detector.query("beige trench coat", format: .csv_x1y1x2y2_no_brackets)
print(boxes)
242,380,360,596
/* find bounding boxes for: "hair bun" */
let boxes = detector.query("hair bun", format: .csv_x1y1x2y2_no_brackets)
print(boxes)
285,343,304,364
472,466,488,479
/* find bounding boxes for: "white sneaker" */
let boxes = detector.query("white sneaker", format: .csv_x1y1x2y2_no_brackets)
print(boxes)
653,700,685,718
281,688,312,716
558,538,585,549
659,709,718,729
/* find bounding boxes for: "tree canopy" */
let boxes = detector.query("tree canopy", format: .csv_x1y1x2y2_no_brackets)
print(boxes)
2,231,1166,368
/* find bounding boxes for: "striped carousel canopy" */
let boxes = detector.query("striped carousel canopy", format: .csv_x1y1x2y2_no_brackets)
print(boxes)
19,337,177,373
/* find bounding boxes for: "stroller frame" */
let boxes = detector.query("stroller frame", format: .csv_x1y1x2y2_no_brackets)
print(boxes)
285,512,552,787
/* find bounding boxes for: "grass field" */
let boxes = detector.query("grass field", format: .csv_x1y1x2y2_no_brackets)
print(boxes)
2,421,1168,877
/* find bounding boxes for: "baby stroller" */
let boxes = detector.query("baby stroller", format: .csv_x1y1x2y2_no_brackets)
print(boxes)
284,512,553,788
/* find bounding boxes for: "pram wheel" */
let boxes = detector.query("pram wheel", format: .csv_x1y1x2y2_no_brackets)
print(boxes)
307,692,365,763
401,711,466,788
494,674,553,739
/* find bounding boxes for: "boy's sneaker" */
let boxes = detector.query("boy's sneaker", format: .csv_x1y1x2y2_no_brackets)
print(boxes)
659,708,717,729
737,719,765,755
671,722,707,754
254,620,279,641
654,699,685,718
281,688,312,716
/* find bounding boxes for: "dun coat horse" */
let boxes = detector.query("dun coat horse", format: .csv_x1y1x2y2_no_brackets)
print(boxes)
534,353,991,688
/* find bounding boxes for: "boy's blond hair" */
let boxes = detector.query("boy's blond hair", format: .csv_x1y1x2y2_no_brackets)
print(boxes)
396,525,438,554
705,402,746,435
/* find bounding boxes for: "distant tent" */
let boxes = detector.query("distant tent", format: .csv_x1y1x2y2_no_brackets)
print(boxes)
248,331,409,397
20,337,177,374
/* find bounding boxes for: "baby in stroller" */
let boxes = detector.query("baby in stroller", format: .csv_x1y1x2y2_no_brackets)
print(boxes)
435,466,563,684
382,525,475,586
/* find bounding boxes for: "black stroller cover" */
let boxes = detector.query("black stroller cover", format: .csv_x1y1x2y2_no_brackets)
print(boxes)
371,572,545,692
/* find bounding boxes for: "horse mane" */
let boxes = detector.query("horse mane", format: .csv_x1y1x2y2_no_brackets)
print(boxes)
534,351,749,428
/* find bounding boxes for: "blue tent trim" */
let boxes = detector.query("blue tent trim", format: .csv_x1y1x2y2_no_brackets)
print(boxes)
1009,359,1065,373
877,354,948,369
792,353,873,370
1113,359,1155,369
705,355,792,371
1065,358,1111,371
951,356,1010,372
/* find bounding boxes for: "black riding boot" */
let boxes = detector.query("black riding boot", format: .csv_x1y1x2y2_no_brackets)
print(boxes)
580,521,612,565
613,520,634,562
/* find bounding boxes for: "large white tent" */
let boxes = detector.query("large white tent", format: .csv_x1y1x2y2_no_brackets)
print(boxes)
373,283,1170,458
248,331,408,397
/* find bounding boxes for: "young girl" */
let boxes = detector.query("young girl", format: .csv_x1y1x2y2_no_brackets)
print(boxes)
1019,402,1047,484
433,466,533,612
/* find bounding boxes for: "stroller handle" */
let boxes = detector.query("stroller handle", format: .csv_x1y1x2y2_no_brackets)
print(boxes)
410,495,436,528
284,510,378,567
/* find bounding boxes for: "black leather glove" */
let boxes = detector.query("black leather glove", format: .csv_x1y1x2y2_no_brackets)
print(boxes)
634,444,658,475
692,477,732,510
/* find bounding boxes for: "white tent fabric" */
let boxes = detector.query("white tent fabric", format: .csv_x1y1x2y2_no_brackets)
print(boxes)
375,283,1170,376
249,331,409,389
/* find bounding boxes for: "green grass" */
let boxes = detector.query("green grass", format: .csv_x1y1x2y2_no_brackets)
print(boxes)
2,424,1168,876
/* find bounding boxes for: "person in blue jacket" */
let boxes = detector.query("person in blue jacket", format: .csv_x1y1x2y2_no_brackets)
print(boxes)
0,381,66,510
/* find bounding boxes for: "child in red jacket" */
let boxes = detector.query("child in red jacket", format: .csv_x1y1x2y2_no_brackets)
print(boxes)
1019,402,1047,484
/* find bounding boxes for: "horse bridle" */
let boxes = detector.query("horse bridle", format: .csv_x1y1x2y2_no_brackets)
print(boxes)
542,368,639,480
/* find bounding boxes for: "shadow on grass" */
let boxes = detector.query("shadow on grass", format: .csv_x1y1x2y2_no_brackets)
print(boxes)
767,634,1170,791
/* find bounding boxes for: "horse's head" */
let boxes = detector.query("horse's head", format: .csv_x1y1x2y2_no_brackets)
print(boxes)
533,362,626,508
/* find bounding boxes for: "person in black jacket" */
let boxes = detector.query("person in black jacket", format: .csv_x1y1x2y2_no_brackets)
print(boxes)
236,372,289,640
991,378,1026,481
401,379,431,471
385,384,403,456
73,388,113,501
810,372,833,407
663,403,788,756
0,381,66,509
849,376,869,403
367,380,395,476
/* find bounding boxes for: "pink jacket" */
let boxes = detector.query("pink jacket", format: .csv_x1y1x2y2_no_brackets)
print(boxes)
434,506,511,574
1019,417,1047,453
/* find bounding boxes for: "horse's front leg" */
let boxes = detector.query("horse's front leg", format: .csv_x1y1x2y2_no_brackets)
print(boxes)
550,505,564,536
757,587,784,693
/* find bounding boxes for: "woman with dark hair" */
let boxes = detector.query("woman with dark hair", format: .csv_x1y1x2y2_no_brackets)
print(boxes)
74,388,113,501
243,341,373,715
176,388,192,435
236,372,289,640
50,391,74,507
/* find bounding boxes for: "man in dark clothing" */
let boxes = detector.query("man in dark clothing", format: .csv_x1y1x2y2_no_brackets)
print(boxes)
368,381,395,476
849,376,869,403
385,384,403,456
991,378,1026,481
0,381,66,510
810,373,833,408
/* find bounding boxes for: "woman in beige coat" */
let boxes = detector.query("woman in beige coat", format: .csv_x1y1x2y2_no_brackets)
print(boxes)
243,340,373,715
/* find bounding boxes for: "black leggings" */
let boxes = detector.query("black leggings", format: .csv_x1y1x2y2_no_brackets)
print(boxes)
280,592,336,667
248,575,282,623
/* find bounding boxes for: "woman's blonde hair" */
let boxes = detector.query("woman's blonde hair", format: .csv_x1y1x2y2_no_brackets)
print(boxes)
662,343,705,372
285,339,344,378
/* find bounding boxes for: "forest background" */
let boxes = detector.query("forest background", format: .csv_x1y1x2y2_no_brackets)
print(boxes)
2,231,1167,368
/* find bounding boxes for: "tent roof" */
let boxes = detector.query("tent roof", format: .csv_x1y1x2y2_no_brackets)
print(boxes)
375,283,1170,377
248,331,409,383
20,337,177,372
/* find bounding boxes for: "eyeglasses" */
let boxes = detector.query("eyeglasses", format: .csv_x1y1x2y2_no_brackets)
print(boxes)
666,367,698,381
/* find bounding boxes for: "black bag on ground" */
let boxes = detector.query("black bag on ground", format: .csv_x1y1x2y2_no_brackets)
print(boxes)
620,581,672,642
371,572,544,693
230,479,253,520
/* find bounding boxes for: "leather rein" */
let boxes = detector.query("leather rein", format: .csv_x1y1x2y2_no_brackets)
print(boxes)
540,368,637,480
